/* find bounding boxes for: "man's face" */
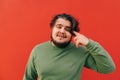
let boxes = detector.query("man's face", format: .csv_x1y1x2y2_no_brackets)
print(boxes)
51,18,72,48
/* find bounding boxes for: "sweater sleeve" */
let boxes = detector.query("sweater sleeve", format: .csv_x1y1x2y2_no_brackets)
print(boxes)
84,39,116,74
23,47,37,80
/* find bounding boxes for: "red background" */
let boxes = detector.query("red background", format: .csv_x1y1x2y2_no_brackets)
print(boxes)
0,0,120,80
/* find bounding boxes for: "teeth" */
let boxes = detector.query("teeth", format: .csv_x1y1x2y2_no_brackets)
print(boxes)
57,35,65,38
59,35,63,37
57,33,66,38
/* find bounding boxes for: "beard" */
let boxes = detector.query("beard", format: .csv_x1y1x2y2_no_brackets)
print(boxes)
51,34,72,48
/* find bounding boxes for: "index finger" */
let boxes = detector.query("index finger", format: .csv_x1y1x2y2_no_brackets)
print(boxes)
73,31,80,36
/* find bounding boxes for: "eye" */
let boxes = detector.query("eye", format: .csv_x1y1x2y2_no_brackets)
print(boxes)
65,27,72,32
56,24,62,29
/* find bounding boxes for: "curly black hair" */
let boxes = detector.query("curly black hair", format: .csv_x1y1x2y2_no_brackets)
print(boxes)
50,13,80,35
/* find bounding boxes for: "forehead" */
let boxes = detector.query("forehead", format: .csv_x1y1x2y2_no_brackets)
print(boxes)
55,18,71,27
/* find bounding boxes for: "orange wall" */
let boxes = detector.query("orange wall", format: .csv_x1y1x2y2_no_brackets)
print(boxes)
0,0,120,80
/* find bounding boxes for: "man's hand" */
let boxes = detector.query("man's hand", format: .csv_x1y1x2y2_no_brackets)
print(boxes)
73,31,89,48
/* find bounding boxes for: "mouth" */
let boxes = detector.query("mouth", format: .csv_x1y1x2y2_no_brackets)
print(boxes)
56,34,67,38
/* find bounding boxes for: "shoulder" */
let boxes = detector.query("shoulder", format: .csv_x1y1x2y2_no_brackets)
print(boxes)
69,42,88,55
70,42,87,50
30,41,50,56
34,41,50,49
31,41,50,53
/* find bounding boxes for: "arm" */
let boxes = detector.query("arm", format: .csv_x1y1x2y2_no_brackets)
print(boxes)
85,39,116,73
73,31,116,74
23,48,37,80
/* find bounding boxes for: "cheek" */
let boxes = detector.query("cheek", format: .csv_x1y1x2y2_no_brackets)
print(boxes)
52,28,58,34
52,29,58,38
66,32,72,37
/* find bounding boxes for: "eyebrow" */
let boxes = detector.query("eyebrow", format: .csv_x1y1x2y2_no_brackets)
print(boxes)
66,26,71,28
56,24,71,27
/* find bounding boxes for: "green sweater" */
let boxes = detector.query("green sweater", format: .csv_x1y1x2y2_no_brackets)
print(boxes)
23,39,115,80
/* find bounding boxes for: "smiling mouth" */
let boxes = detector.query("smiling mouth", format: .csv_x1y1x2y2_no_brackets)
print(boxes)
57,34,66,38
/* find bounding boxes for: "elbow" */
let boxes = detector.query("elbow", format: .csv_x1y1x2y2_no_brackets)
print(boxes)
100,64,116,74
108,63,116,73
109,64,116,73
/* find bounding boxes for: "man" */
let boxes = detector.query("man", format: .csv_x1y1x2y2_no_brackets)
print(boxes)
23,13,116,80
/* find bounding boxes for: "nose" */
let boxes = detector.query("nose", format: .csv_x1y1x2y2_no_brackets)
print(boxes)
60,28,65,33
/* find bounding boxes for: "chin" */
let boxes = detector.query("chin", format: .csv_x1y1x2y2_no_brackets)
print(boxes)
56,40,66,43
51,34,72,48
51,38,71,48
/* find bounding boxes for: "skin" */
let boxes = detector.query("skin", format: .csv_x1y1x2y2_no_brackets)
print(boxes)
51,18,89,48
51,18,72,46
73,31,89,48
